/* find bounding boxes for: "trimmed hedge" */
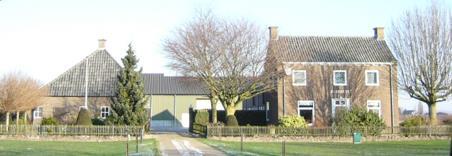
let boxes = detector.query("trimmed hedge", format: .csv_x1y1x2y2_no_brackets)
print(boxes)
214,110,267,126
76,108,93,126
194,110,209,125
226,115,239,126
189,109,267,132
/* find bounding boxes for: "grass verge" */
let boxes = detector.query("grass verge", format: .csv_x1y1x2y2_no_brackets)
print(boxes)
0,139,160,156
199,139,449,156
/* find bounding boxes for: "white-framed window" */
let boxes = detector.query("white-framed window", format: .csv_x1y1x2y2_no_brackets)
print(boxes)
333,70,347,86
100,106,110,119
366,70,379,86
33,107,43,119
292,70,307,86
331,98,350,117
297,100,315,126
367,100,381,117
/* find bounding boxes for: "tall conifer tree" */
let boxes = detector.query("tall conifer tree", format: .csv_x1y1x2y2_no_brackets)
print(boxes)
108,44,148,126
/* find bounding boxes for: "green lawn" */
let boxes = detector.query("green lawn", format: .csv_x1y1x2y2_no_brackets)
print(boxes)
0,139,159,156
199,139,450,156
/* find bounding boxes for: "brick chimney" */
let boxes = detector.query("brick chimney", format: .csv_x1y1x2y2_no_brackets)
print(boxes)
269,26,279,41
373,27,384,40
98,39,106,49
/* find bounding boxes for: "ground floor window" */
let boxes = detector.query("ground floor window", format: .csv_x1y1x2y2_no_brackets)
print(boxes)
100,106,110,119
298,100,314,125
33,107,43,119
331,98,350,117
367,100,381,117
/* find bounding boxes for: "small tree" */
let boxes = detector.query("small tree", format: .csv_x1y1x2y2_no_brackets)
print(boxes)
0,72,47,127
389,1,452,125
108,44,148,126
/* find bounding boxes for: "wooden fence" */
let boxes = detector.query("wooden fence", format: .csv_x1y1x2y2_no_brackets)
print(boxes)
0,125,144,136
195,125,452,138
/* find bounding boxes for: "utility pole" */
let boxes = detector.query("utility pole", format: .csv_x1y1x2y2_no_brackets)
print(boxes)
84,56,89,109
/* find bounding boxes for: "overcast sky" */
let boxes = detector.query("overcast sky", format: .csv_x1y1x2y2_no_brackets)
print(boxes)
0,0,450,112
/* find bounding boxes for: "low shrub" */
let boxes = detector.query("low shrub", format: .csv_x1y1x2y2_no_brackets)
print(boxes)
333,106,385,136
91,117,106,125
75,108,92,126
226,115,238,126
41,117,59,125
400,115,428,127
400,115,428,136
278,115,308,128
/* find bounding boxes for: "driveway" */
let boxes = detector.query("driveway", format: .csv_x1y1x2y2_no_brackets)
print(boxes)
153,132,225,156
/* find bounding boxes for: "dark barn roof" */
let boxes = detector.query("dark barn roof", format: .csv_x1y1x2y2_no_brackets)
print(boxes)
47,50,121,97
46,49,208,96
271,36,396,63
143,73,209,95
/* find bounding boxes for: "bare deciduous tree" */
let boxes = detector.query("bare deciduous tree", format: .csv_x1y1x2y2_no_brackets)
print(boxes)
389,1,452,125
0,72,47,126
164,11,222,123
164,10,281,125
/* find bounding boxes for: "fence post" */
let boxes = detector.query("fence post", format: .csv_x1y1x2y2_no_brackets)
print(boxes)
205,125,208,138
240,134,244,153
449,137,452,156
282,140,286,156
126,142,129,156
136,135,139,153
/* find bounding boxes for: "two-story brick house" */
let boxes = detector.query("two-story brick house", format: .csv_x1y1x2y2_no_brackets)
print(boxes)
262,27,398,128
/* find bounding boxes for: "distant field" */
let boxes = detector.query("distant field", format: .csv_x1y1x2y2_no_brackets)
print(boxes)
0,139,159,156
199,139,450,156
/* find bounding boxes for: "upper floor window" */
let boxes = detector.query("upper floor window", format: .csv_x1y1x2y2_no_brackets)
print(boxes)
292,70,307,86
33,107,43,119
366,70,379,86
333,70,347,86
100,106,110,119
367,100,381,117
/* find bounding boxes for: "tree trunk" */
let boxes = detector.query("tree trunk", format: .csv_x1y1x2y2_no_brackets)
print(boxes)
225,105,236,117
428,103,437,125
23,111,28,125
16,111,19,125
210,96,218,124
5,112,10,131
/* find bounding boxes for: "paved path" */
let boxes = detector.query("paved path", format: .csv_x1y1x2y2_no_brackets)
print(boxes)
153,132,225,156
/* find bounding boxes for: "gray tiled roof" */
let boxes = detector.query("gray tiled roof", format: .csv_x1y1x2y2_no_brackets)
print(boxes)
47,50,121,96
143,73,209,95
271,36,396,62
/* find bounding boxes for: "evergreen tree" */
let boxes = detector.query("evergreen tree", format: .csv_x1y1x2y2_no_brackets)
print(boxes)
108,44,148,126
